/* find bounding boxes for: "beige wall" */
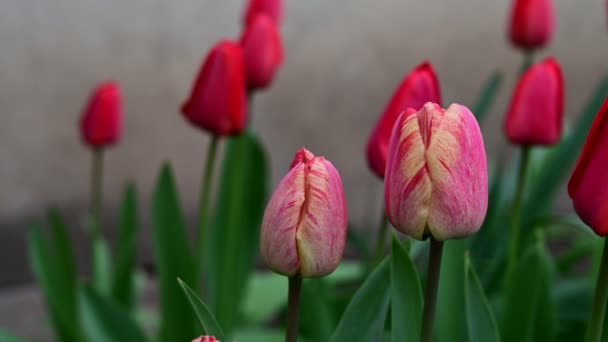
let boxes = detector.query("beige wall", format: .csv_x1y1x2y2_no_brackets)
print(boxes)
1,0,607,285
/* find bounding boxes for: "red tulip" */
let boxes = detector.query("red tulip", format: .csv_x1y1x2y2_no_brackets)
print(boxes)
509,0,555,50
192,336,220,342
568,98,608,236
79,81,122,148
366,62,441,178
260,148,347,277
243,0,282,27
504,57,563,145
240,14,284,90
181,40,247,136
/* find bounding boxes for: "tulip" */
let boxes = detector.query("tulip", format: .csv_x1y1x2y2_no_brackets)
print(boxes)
243,0,282,27
192,336,220,342
384,103,488,241
503,57,563,145
240,14,284,90
181,40,247,136
79,81,122,148
568,98,608,236
260,148,348,277
508,0,555,50
366,62,441,178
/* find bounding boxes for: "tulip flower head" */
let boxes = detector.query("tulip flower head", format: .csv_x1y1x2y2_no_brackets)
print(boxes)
243,0,282,27
240,14,284,90
384,103,488,240
79,81,122,148
260,148,347,277
181,40,247,136
504,57,563,146
508,0,555,50
366,62,441,178
568,98,608,236
192,336,220,342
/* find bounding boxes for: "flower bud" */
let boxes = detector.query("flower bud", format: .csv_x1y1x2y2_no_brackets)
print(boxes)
508,0,554,50
366,62,441,178
192,336,220,342
260,148,347,277
181,40,247,136
384,103,488,241
568,98,608,236
79,81,122,148
243,0,282,27
504,57,563,145
240,14,284,90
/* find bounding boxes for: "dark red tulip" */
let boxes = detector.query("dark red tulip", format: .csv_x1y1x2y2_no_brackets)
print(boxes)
568,98,608,236
509,0,555,50
365,62,441,178
181,40,247,136
243,0,282,27
504,57,563,145
240,14,284,90
79,81,122,148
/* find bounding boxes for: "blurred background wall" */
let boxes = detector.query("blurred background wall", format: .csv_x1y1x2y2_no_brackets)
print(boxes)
0,0,607,291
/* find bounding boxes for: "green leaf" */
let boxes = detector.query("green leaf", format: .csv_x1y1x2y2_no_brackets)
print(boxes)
390,236,423,342
330,259,390,342
111,183,139,310
472,70,504,123
0,329,30,342
47,208,78,303
28,224,81,342
242,272,287,324
178,278,227,341
92,238,113,295
554,279,593,341
464,253,500,342
208,132,268,336
436,239,468,342
523,74,608,220
233,328,284,342
80,286,148,342
300,278,335,341
151,163,196,342
501,233,556,342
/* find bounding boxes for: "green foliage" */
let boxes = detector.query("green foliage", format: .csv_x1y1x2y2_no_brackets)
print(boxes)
464,253,500,342
178,278,227,341
472,70,504,123
0,329,29,342
436,239,467,342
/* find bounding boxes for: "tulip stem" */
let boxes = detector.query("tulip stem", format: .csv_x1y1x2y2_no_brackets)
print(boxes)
90,148,104,242
506,147,530,281
587,238,608,342
286,275,302,342
421,238,444,342
372,212,390,266
520,51,534,74
195,135,220,292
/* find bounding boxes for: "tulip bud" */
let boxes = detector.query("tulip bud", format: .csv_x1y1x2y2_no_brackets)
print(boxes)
366,62,441,178
243,0,282,27
79,81,122,148
508,0,555,50
568,98,608,236
240,14,284,90
384,103,488,241
192,336,220,342
181,40,247,136
260,148,347,277
504,57,563,146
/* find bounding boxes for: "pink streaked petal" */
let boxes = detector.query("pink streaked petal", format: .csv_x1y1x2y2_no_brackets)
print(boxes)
260,163,305,276
297,157,347,277
426,104,488,240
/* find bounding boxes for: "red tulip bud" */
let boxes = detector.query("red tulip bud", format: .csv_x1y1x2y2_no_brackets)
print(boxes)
79,81,122,148
568,98,608,236
192,336,220,342
240,14,284,90
243,0,282,27
504,57,563,146
181,40,247,136
509,0,555,50
260,148,348,277
366,62,441,178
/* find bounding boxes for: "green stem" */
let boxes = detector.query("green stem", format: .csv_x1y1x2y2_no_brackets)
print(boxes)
421,238,444,342
286,275,302,342
372,212,390,265
506,146,530,278
195,135,220,291
520,51,535,74
587,238,608,342
90,148,104,242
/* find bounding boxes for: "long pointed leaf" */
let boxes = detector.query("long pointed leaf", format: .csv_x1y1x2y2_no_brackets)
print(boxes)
472,70,504,123
436,239,467,342
0,329,29,342
465,253,500,342
391,236,423,342
178,278,226,341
